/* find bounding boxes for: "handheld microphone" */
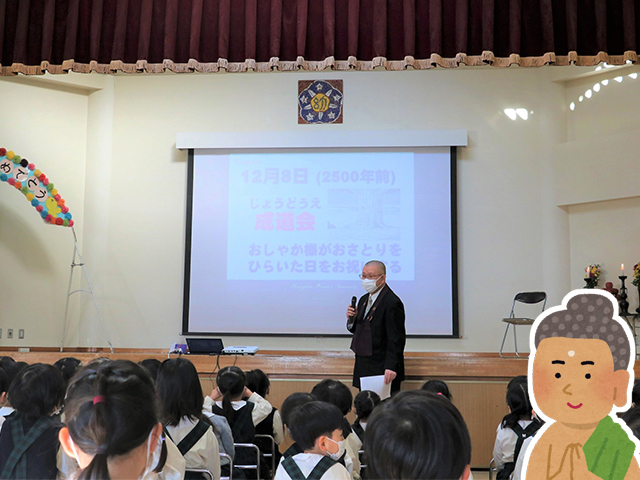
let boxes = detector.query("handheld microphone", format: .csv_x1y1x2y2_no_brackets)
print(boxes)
347,296,357,328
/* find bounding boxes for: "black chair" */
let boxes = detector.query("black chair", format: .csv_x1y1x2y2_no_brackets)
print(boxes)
500,292,546,357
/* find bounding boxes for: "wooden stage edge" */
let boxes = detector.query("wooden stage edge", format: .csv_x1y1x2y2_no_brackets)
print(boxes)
0,348,537,381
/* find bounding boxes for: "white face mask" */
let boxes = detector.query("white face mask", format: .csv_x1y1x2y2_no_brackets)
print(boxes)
361,278,380,294
325,436,346,461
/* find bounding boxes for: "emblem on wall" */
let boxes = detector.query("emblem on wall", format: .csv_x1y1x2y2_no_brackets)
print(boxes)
298,80,344,124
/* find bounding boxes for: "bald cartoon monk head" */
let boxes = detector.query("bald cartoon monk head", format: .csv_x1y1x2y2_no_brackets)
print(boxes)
524,290,640,480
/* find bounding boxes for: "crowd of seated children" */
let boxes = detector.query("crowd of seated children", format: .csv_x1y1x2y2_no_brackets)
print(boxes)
205,366,273,478
280,392,315,459
365,390,472,480
156,358,222,479
0,363,65,479
59,359,186,480
493,376,541,480
350,390,380,446
421,379,452,401
246,368,285,464
274,401,351,480
310,379,360,478
0,367,10,428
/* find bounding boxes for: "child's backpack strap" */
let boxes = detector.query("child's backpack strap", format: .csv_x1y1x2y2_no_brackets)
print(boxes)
1,416,56,479
175,419,211,456
496,421,542,480
282,456,338,480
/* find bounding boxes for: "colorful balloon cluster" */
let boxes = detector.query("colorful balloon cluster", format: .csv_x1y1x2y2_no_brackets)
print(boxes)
0,147,73,227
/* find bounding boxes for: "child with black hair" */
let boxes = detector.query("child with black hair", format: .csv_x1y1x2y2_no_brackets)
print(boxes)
205,366,272,477
351,390,380,446
139,358,162,381
365,390,472,480
274,401,351,480
245,369,285,445
0,367,11,428
58,359,185,480
493,379,541,480
0,363,65,479
421,379,452,400
53,357,82,390
310,379,360,479
245,368,284,467
280,392,315,459
157,358,222,479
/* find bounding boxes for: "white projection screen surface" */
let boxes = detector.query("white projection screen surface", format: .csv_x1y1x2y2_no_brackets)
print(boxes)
183,147,458,337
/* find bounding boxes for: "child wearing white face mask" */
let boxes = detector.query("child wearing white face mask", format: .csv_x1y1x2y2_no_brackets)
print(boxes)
274,401,351,480
58,360,185,480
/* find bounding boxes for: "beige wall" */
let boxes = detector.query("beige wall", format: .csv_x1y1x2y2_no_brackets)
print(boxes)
1,65,639,352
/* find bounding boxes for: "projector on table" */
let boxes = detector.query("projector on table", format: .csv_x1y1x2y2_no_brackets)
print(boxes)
222,346,259,355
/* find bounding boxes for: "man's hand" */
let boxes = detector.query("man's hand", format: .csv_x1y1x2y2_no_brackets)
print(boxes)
346,305,357,319
384,369,397,385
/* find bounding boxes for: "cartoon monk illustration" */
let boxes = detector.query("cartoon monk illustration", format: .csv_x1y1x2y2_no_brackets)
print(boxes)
524,290,640,480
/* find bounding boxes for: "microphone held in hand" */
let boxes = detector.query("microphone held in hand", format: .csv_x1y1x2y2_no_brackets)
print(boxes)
347,296,357,328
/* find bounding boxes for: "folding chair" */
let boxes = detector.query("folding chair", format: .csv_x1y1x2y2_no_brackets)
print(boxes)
489,458,497,480
186,469,215,480
219,452,233,480
500,292,546,357
233,443,261,480
254,434,276,475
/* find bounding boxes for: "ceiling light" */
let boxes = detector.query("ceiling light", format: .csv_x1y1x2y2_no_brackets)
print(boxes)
504,109,517,120
601,79,609,86
516,108,529,120
629,73,638,79
570,102,575,111
614,76,623,82
593,83,600,92
585,89,592,98
579,95,584,102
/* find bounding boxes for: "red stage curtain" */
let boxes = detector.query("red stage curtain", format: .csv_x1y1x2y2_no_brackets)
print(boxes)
0,0,638,75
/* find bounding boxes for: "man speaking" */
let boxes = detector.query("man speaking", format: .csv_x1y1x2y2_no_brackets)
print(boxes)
346,260,406,393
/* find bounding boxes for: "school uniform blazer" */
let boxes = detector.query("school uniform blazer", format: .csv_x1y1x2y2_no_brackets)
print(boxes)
348,284,406,390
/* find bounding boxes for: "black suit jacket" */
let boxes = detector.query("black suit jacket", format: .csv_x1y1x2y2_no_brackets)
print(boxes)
347,284,406,390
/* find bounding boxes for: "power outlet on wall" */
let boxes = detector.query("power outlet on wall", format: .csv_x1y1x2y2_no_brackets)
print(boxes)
18,329,24,339
0,328,2,338
7,329,13,339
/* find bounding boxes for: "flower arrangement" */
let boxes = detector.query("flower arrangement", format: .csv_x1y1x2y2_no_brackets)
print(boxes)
633,263,640,287
584,264,602,288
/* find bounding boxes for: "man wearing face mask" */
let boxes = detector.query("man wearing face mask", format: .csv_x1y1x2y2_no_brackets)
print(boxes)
346,260,406,393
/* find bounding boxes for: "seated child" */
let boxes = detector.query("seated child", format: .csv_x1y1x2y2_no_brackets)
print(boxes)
53,357,82,390
157,358,221,479
311,379,360,478
58,359,185,480
365,390,471,480
421,379,452,401
493,379,541,479
0,363,66,479
139,358,162,381
351,390,380,446
274,401,351,480
280,392,315,459
245,369,285,445
526,291,640,480
0,368,10,428
205,366,272,477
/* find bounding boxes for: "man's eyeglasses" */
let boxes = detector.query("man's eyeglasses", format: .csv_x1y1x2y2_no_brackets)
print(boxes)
359,274,384,280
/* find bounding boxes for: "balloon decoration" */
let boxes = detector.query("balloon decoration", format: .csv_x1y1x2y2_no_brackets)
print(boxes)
0,147,74,227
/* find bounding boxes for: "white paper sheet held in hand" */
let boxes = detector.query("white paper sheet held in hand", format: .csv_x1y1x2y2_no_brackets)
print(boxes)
359,375,391,400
